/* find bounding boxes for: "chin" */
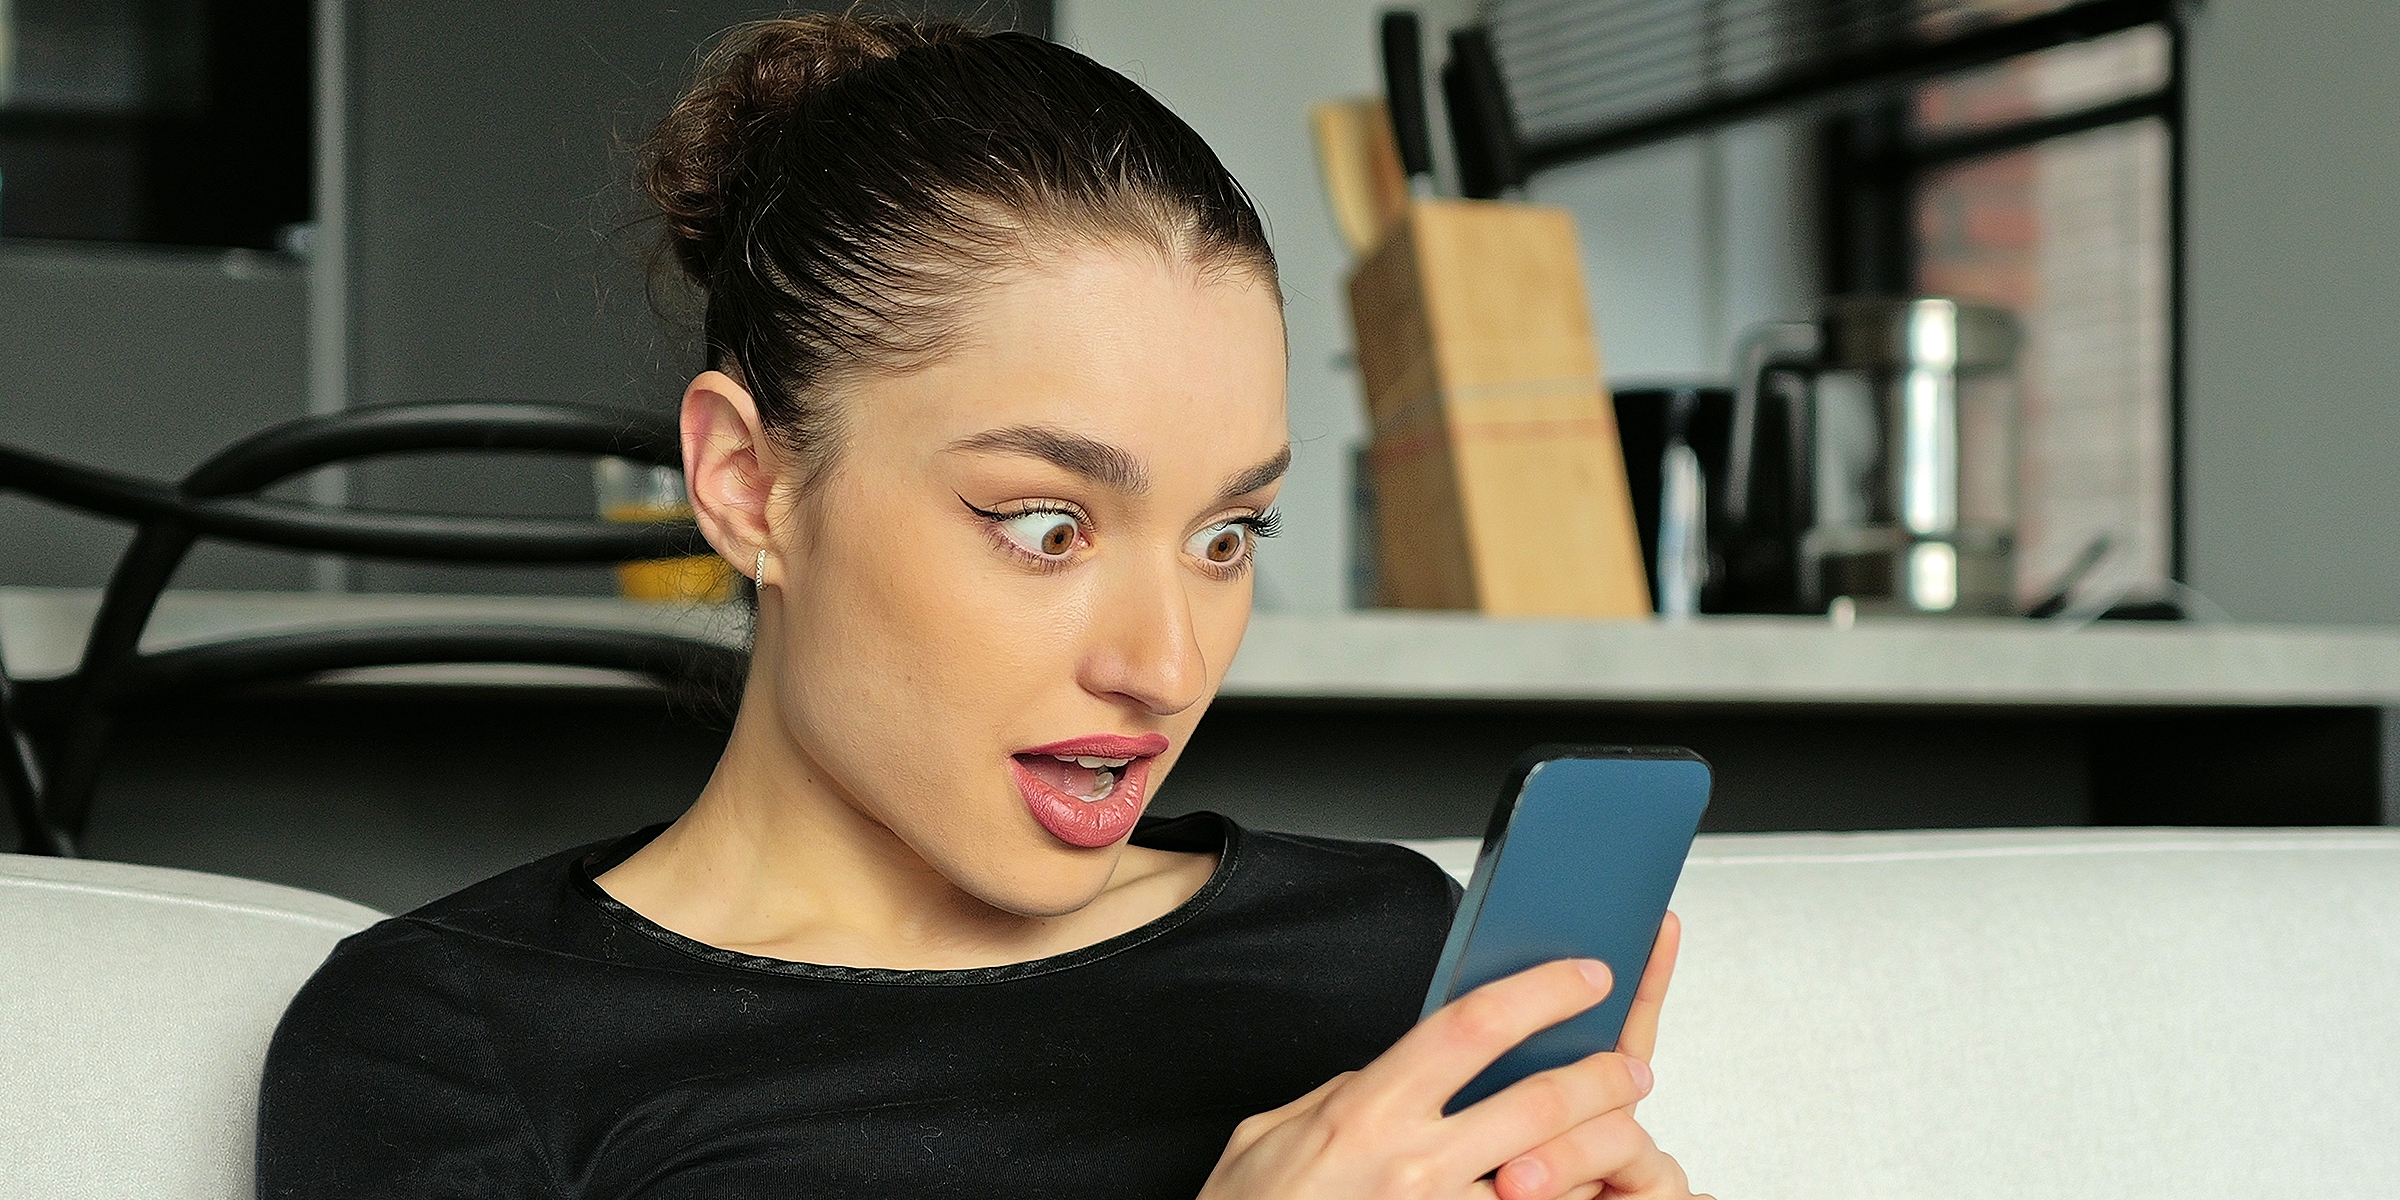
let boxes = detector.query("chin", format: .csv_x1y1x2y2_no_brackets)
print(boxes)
965,838,1127,919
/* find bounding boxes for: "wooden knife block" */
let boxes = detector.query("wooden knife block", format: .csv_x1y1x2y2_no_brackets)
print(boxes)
1346,199,1651,617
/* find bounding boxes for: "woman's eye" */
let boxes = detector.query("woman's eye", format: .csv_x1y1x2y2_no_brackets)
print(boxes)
1188,522,1250,567
997,510,1082,558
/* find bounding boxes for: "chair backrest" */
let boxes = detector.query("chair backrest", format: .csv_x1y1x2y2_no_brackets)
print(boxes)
0,401,746,855
0,853,381,1199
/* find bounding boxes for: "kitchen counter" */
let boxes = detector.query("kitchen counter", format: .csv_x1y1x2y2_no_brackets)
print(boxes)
5,586,2393,908
10,586,2400,707
1231,609,2400,707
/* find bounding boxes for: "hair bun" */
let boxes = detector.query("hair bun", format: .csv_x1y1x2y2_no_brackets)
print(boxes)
644,14,970,284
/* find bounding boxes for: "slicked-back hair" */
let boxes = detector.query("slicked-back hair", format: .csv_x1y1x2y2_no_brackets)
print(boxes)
644,15,1280,490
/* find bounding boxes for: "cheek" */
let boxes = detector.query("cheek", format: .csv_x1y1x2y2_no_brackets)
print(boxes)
779,516,984,725
769,492,1086,784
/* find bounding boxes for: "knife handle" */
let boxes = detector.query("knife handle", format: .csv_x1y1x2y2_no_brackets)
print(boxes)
1380,9,1435,186
1443,25,1523,199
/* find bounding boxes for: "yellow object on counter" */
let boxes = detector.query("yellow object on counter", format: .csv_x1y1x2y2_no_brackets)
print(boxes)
604,503,735,604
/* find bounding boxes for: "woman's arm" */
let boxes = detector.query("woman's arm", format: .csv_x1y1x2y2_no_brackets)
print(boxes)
1199,915,1705,1200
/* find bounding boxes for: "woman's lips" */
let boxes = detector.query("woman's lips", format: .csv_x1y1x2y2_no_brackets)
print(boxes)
1012,733,1169,848
1018,733,1171,760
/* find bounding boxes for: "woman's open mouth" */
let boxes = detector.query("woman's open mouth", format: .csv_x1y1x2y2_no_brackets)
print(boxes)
1010,733,1170,848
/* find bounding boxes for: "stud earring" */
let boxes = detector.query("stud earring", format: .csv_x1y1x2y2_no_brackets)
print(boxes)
753,548,766,588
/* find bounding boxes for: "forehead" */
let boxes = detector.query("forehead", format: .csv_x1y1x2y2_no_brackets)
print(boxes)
850,243,1289,464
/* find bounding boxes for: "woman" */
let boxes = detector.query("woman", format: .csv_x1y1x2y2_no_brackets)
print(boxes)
259,15,1706,1200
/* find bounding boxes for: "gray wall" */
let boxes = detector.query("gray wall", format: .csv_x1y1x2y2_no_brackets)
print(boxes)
0,243,310,589
1525,122,1818,383
2184,0,2400,625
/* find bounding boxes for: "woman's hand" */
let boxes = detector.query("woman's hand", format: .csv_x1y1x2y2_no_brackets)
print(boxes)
1198,913,1704,1200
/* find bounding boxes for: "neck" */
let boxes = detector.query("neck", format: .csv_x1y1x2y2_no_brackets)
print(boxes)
611,695,1038,968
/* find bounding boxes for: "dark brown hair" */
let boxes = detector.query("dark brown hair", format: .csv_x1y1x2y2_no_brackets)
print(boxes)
644,14,1280,489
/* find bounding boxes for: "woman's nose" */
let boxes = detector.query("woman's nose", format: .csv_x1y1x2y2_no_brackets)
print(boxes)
1080,561,1209,717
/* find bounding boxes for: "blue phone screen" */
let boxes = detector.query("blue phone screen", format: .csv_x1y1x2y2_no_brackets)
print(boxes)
1419,748,1712,1113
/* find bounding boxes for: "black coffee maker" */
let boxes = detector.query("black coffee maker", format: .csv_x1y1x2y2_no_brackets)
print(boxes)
1612,383,1805,615
1616,298,2023,617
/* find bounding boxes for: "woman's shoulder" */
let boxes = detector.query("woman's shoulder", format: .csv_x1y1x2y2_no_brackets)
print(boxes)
1138,812,1461,952
289,828,656,1008
1243,826,1462,904
262,832,660,1135
1107,815,1458,1065
258,841,629,1198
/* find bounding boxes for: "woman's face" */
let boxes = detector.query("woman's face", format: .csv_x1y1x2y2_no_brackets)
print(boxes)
756,243,1288,917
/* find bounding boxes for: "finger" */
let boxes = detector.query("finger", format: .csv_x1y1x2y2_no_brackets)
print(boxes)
1467,1180,1605,1200
1501,1108,1684,1200
1594,1130,1692,1199
1462,1183,1599,1200
1448,1050,1651,1164
1506,1179,1601,1200
1460,1057,1652,1193
1481,1175,1603,1200
1614,911,1682,1065
1598,1145,1692,1199
1358,958,1613,1110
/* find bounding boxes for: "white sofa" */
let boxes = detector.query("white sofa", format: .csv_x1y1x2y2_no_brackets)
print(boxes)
1402,827,2400,1198
9,827,2398,1198
1,853,381,1200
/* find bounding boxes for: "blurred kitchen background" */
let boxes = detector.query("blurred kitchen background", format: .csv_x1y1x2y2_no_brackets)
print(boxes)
6,0,2394,620
5,0,2399,909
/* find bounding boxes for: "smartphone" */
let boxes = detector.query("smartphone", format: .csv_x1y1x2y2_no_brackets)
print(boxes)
1419,746,1712,1112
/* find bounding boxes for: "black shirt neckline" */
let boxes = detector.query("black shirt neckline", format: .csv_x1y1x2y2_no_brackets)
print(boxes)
568,812,1244,987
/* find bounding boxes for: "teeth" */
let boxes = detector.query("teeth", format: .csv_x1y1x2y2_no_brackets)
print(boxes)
1057,754,1134,769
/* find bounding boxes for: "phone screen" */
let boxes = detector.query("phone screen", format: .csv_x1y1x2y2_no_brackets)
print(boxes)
1419,746,1712,1112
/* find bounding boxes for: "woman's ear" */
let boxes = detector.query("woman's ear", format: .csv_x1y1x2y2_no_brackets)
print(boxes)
681,370,782,585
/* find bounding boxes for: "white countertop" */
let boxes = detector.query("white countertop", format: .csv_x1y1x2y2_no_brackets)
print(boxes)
0,588,750,690
1229,609,2400,706
7,586,2400,707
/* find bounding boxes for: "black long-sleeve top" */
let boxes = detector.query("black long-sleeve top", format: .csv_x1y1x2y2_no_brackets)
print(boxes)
256,812,1457,1199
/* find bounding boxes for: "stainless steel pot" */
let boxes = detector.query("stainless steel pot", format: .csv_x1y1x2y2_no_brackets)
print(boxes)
1724,298,2022,616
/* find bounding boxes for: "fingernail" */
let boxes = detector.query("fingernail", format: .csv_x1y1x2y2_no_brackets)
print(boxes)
1503,1156,1550,1192
1576,959,1611,991
1627,1056,1654,1096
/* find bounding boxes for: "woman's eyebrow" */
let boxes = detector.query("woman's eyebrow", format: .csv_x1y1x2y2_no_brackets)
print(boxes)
942,427,1289,506
943,425,1148,494
1215,445,1291,505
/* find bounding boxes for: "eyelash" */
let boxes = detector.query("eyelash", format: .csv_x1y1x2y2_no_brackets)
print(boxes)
959,498,1281,578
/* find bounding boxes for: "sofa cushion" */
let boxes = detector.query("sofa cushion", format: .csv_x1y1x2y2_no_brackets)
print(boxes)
1408,827,2400,1200
0,854,382,1200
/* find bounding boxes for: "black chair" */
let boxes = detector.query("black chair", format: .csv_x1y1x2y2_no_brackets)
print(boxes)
0,400,748,857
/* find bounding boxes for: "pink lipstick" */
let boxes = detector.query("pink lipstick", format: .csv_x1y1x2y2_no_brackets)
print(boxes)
1012,733,1171,848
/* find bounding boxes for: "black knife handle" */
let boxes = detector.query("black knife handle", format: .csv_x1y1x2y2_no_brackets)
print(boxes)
1380,9,1434,183
1443,25,1524,199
